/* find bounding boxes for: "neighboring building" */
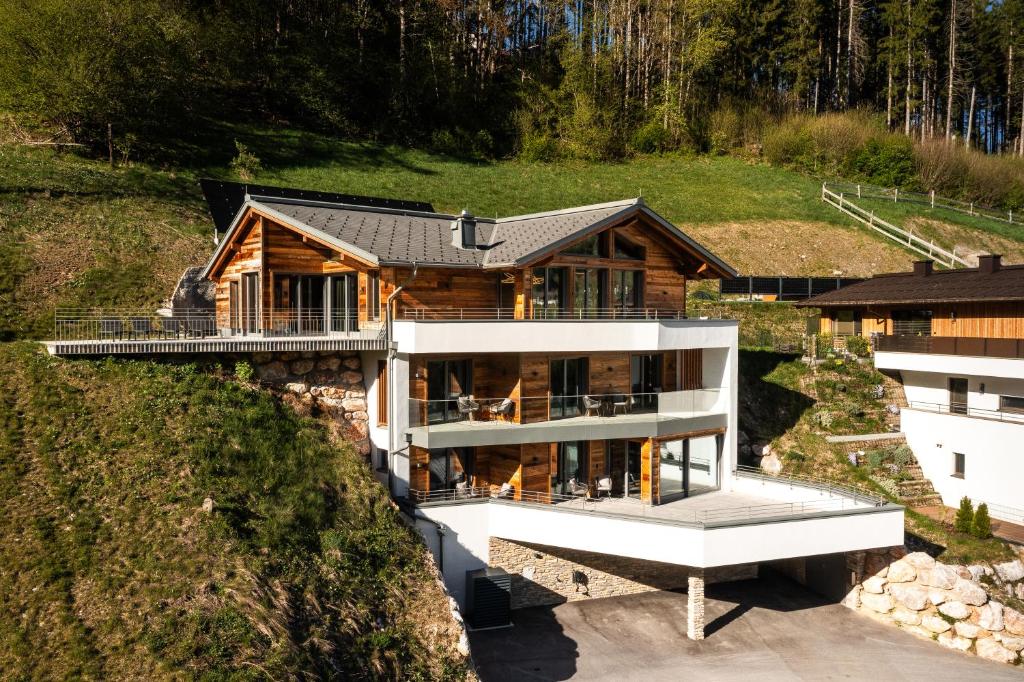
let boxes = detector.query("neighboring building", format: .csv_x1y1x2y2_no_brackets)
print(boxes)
799,256,1024,522
47,185,904,638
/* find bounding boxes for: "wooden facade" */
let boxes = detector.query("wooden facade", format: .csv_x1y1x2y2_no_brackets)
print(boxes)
820,301,1024,341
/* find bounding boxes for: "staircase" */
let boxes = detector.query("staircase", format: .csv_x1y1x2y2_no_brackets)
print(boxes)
878,372,907,431
897,464,943,507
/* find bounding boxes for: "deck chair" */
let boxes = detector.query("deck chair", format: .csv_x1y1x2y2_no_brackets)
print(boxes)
495,482,513,499
568,478,589,498
612,394,631,415
595,476,613,499
583,395,602,417
457,395,480,421
487,398,515,422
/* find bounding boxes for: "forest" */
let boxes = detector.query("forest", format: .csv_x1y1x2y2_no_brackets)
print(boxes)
1,0,1023,163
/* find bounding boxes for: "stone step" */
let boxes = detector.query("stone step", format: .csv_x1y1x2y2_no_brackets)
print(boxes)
897,479,935,491
904,494,944,506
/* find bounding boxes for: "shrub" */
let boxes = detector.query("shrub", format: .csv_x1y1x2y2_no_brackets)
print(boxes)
518,132,558,162
869,475,899,498
867,449,886,469
763,117,813,168
849,135,915,187
954,496,974,534
972,503,992,539
815,333,834,358
229,140,261,181
892,445,913,467
234,361,254,383
813,410,833,428
844,335,870,357
630,120,673,154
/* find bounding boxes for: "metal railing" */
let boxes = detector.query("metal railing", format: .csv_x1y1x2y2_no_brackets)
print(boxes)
825,181,1021,226
905,400,1024,424
735,465,888,505
821,185,971,268
874,334,1024,359
397,306,727,321
986,502,1024,525
407,389,722,429
53,308,384,342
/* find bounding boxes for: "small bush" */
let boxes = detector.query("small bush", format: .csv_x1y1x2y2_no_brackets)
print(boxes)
518,132,558,162
844,336,870,357
850,136,916,187
867,449,886,469
229,140,261,181
892,445,913,467
234,361,254,383
630,120,673,154
815,333,834,358
954,496,974,534
870,475,899,498
972,503,992,539
813,410,833,428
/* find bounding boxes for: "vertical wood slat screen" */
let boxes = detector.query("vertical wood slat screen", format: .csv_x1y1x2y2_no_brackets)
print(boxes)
377,360,388,425
681,349,703,391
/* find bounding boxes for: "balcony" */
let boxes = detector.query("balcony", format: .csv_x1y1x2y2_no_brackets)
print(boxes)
405,390,726,449
905,400,1024,425
874,334,1024,359
45,308,387,355
411,467,903,568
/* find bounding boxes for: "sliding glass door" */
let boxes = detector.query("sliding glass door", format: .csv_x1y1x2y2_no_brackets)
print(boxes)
531,267,567,318
574,269,605,317
550,357,588,419
427,359,473,424
272,273,358,334
631,354,663,412
556,441,588,495
329,273,358,332
428,448,474,491
658,434,722,501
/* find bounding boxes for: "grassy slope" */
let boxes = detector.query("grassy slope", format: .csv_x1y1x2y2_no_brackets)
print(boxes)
0,344,467,680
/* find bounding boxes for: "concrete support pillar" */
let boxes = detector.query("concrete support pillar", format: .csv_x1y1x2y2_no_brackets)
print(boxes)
687,568,705,640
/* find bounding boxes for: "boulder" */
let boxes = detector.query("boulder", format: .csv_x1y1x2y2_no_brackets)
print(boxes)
968,564,992,582
927,589,948,606
954,621,982,639
860,592,894,614
341,397,367,412
862,576,887,594
289,359,315,376
886,560,916,583
342,370,364,385
892,607,922,626
997,635,1024,652
922,615,951,634
889,583,930,611
903,552,936,570
345,387,367,399
994,560,1024,583
317,357,342,371
284,382,307,395
1017,583,1024,601
1005,606,1024,636
752,442,772,457
950,577,988,606
920,564,959,590
342,357,361,370
201,497,215,513
937,632,972,652
978,601,1004,631
251,352,273,364
759,454,782,475
350,410,368,421
938,601,970,620
256,361,288,381
976,638,1017,664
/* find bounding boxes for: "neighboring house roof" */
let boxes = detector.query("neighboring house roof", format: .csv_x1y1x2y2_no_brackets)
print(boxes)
202,193,737,278
796,258,1024,307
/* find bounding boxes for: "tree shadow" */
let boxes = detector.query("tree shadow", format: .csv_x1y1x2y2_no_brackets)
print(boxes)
738,349,815,449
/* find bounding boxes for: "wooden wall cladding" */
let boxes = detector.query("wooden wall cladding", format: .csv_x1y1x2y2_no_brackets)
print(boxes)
588,353,632,396
521,443,551,502
519,355,550,423
214,216,262,326
681,349,703,391
640,438,655,504
663,351,678,392
588,440,606,489
474,355,521,421
390,267,500,312
410,446,430,492
930,302,1024,339
485,445,522,499
616,221,688,309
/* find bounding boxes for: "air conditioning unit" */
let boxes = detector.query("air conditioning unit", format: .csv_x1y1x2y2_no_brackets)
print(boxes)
465,567,512,630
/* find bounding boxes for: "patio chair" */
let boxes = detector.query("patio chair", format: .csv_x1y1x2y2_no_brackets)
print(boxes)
457,395,480,422
582,395,602,417
495,482,514,499
99,318,123,339
568,478,589,499
129,316,152,340
454,481,469,499
612,394,631,415
595,476,613,499
487,398,515,422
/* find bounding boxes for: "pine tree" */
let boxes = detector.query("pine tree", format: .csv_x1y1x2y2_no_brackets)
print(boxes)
972,502,992,539
953,496,974,533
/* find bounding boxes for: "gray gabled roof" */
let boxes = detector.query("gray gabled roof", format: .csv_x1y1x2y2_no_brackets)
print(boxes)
203,194,736,277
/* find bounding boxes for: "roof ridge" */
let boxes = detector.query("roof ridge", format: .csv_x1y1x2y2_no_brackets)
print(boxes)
494,198,641,224
251,195,459,221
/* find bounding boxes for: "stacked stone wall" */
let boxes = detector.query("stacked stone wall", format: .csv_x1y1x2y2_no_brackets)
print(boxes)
241,350,370,456
844,548,1024,665
488,538,757,608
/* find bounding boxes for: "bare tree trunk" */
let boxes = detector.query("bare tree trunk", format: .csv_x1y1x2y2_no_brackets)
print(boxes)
887,26,894,129
905,2,913,137
946,0,956,139
965,84,976,148
836,0,844,107
847,0,856,107
398,0,406,86
664,0,673,129
1020,86,1024,156
1007,41,1014,153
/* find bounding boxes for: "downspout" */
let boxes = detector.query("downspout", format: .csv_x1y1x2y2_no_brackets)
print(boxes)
386,263,419,498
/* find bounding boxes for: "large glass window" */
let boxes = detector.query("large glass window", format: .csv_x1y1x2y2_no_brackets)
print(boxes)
427,359,473,424
892,309,933,336
330,273,358,332
564,234,608,257
531,267,567,318
367,272,380,321
551,357,589,419
611,270,643,312
556,441,588,495
631,354,663,412
272,274,357,333
613,236,644,260
429,448,473,491
574,269,605,316
658,435,722,501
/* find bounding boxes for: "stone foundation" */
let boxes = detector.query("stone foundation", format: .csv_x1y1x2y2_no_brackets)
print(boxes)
243,350,370,456
488,538,757,609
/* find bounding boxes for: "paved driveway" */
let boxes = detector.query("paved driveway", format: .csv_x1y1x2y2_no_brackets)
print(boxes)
468,573,1022,681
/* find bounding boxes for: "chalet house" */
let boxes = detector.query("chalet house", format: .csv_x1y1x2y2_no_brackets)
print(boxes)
47,185,903,637
799,256,1024,524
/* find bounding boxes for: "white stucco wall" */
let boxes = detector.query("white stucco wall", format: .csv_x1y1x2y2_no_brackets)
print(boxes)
901,407,1024,516
415,503,491,607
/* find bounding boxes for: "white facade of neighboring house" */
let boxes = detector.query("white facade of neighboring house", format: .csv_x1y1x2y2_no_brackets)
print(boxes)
876,351,1024,521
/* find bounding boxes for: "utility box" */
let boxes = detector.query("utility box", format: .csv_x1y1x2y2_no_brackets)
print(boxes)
465,567,512,630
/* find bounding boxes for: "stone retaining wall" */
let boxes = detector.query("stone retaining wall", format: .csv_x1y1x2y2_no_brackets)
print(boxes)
845,549,1024,665
488,538,758,608
245,350,370,457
